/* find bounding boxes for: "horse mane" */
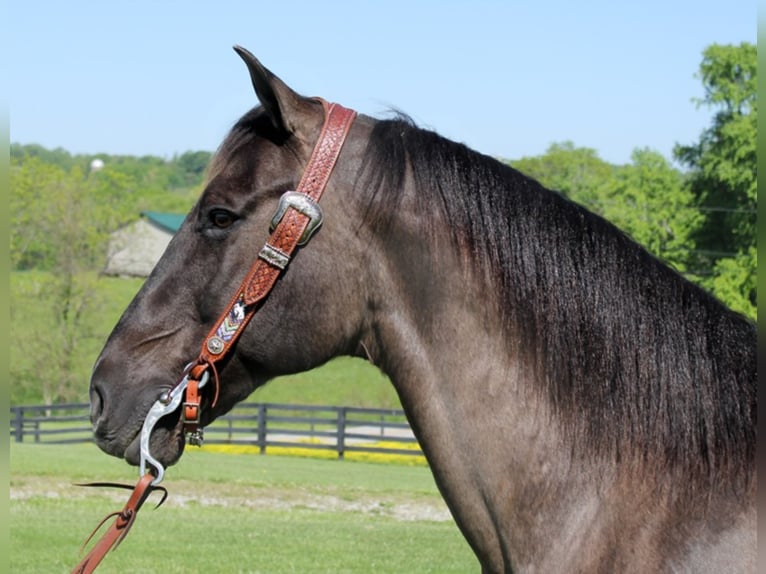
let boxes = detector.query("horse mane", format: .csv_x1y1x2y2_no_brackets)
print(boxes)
356,114,756,492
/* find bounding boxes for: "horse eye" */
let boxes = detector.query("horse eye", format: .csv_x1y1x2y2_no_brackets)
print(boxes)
209,209,236,229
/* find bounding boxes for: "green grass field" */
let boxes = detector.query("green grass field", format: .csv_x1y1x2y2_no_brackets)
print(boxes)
10,442,478,573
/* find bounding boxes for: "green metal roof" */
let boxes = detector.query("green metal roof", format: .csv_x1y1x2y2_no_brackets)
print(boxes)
141,211,186,233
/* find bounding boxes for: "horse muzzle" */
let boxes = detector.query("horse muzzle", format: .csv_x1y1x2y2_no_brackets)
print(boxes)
89,373,184,466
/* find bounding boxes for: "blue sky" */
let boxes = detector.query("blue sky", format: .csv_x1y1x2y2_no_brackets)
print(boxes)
9,1,755,165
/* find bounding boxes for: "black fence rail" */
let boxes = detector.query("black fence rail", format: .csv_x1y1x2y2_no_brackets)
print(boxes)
10,402,422,460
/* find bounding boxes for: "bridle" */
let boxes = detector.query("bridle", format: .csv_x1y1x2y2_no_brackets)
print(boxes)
176,99,356,450
72,100,357,574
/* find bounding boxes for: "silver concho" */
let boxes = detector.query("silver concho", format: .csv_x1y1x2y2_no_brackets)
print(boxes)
206,336,225,355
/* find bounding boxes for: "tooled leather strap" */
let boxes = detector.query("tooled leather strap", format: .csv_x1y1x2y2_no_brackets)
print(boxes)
182,100,357,432
71,474,161,574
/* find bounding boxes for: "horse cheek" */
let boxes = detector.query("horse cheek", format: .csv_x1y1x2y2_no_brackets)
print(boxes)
239,259,359,374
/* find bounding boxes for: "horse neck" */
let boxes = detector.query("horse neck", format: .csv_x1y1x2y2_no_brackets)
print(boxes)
345,145,755,567
357,219,608,568
353,198,755,570
359,229,696,570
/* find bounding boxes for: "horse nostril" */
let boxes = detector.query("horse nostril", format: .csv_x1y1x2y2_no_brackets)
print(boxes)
89,384,105,425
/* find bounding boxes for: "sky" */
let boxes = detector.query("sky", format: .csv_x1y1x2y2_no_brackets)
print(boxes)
8,1,756,166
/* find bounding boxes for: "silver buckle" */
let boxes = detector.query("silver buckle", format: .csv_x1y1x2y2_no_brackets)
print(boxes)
270,191,324,245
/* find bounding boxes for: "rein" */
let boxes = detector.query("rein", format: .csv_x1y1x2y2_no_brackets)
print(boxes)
72,100,357,573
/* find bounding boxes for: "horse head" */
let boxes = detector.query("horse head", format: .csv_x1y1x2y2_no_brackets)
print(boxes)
89,47,370,468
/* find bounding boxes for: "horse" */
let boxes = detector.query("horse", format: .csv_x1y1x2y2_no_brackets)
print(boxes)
88,46,756,573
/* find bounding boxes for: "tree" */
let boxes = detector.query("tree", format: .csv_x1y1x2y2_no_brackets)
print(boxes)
709,246,757,317
10,161,107,403
10,158,66,270
509,143,700,273
602,148,702,272
10,146,206,403
172,150,213,187
674,42,756,318
511,141,615,209
10,143,86,172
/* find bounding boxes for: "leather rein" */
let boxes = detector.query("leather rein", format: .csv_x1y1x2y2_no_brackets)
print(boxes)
72,101,357,574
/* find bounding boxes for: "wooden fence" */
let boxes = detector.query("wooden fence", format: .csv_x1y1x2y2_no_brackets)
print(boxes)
9,402,422,459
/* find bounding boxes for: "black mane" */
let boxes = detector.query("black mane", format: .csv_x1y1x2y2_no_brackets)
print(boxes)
357,114,756,491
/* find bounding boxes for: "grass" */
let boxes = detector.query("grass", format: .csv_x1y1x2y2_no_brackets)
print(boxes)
10,442,478,573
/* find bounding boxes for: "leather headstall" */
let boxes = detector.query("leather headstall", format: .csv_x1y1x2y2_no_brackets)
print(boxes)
72,100,357,574
182,100,357,442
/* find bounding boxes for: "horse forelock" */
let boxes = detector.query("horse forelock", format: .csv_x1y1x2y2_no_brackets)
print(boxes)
355,115,756,494
204,106,288,188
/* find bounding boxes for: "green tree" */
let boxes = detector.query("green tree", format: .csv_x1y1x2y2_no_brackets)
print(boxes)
172,150,213,187
674,42,756,317
511,141,615,209
10,158,65,269
603,148,702,272
10,143,86,172
512,144,701,273
10,145,206,403
10,161,107,403
88,164,143,232
709,246,757,317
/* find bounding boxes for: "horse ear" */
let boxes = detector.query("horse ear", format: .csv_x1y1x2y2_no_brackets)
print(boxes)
233,45,315,138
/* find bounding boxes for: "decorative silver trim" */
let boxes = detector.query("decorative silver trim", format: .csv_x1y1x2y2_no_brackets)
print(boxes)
206,336,225,355
258,243,290,270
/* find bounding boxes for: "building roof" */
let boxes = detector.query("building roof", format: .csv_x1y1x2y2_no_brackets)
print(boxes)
141,211,186,234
